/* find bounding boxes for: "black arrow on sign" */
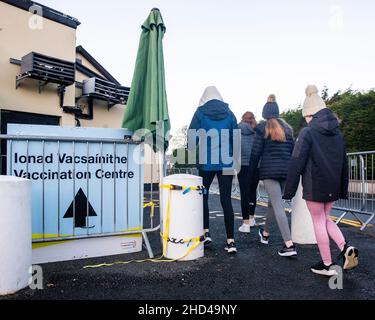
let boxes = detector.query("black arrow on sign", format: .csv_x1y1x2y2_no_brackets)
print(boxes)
64,188,97,229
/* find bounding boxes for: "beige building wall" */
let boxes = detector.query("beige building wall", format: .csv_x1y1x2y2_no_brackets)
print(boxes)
75,70,126,129
0,1,76,126
0,2,126,129
144,144,162,185
76,52,105,78
0,1,159,183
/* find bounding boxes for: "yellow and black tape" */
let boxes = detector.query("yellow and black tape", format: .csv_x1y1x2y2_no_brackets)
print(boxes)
83,183,205,269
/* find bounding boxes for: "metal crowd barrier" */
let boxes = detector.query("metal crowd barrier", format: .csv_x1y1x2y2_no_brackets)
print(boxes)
168,152,375,231
166,168,288,207
0,134,160,258
334,151,375,230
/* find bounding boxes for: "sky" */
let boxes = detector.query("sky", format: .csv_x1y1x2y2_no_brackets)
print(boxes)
40,0,375,133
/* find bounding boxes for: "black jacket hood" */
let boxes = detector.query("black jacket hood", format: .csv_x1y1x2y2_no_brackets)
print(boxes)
310,108,340,136
198,99,231,120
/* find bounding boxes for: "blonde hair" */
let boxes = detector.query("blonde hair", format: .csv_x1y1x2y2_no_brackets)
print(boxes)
265,119,286,142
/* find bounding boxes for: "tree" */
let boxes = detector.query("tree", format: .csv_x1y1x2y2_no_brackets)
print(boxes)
282,89,375,152
281,106,305,138
168,125,197,168
168,125,188,154
330,90,375,152
321,85,329,102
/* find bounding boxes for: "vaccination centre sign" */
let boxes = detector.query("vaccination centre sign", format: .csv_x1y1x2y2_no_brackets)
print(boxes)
7,124,144,264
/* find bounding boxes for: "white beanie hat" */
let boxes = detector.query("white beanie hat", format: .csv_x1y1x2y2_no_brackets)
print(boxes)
303,85,327,117
199,86,224,107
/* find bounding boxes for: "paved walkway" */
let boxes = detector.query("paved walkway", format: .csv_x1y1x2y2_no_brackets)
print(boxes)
2,195,375,300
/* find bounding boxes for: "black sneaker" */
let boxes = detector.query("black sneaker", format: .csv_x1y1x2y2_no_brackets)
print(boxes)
311,261,338,277
258,228,270,245
224,242,237,254
204,232,212,246
338,243,359,270
278,245,297,257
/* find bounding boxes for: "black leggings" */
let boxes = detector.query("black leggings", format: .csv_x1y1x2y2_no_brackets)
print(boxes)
237,166,260,220
199,170,234,239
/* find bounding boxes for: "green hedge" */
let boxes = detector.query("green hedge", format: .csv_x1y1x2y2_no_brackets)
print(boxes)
281,89,375,153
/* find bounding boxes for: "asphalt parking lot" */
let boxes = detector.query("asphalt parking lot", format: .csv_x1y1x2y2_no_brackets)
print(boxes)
2,194,375,300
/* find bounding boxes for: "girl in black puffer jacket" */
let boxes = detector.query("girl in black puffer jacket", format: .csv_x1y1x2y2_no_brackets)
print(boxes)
250,95,296,257
283,85,359,276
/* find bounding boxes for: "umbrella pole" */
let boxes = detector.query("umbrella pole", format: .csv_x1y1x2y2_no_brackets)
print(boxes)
159,150,165,236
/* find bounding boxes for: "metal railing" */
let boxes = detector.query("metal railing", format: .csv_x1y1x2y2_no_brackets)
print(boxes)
334,151,375,230
0,134,159,258
168,151,375,231
166,167,287,207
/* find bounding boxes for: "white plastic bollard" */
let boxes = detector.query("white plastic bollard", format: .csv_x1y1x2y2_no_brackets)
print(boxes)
0,176,32,296
291,180,317,245
161,174,204,261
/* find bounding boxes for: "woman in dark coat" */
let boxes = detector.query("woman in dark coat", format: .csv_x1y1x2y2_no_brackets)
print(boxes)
237,112,259,233
250,95,296,257
283,85,359,276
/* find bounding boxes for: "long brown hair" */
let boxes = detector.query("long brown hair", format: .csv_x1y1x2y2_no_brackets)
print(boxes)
265,119,286,142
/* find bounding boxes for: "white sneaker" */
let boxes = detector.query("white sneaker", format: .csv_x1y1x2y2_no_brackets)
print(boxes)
249,218,256,227
224,242,237,254
238,223,251,234
258,228,270,245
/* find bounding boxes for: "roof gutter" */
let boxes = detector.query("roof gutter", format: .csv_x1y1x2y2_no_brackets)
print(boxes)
1,0,81,29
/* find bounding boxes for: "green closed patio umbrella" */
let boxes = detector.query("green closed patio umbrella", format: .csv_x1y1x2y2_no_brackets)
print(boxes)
122,9,170,254
122,8,171,152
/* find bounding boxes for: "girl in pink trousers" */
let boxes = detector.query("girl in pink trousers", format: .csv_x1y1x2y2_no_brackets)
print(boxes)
283,85,359,276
